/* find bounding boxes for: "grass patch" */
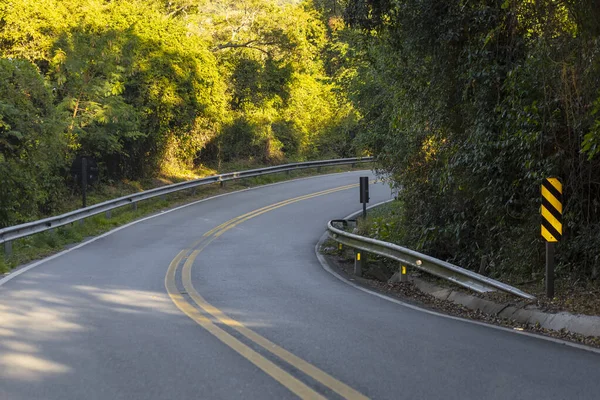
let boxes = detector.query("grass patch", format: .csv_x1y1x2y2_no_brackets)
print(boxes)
356,199,404,242
0,164,369,274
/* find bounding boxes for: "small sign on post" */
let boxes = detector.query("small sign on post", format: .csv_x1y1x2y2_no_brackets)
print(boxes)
541,177,563,298
71,155,99,209
359,177,369,219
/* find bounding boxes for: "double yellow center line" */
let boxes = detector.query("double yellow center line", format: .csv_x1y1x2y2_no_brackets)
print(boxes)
165,183,369,399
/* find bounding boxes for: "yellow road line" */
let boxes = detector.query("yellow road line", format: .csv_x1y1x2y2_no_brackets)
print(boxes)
190,184,359,252
166,182,369,399
182,252,369,400
203,183,358,239
213,184,359,237
165,250,327,400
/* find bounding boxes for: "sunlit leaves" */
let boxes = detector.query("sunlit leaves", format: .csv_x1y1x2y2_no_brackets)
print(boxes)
0,0,360,226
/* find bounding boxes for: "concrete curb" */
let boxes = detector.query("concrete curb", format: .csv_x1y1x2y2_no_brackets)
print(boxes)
411,278,600,337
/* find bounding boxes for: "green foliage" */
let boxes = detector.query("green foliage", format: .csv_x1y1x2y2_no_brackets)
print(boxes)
192,0,357,162
1,0,227,179
0,0,359,227
47,1,225,178
345,0,600,280
218,116,279,162
0,58,66,227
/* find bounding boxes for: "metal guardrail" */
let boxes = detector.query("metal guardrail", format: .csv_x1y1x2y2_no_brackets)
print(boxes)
327,220,535,300
0,157,372,252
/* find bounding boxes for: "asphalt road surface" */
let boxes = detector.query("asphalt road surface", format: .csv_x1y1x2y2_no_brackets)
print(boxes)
1,171,599,400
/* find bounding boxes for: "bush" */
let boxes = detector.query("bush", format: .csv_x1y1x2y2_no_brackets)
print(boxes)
0,58,67,226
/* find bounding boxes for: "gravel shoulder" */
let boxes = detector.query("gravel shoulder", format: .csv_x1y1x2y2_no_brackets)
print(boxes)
319,239,600,349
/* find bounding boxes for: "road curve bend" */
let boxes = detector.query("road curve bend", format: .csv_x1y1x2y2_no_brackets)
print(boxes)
1,171,599,400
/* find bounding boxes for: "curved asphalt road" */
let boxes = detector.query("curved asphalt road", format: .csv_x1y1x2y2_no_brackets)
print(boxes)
1,171,599,400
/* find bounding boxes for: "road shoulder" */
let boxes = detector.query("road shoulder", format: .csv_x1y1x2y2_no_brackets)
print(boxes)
315,230,600,353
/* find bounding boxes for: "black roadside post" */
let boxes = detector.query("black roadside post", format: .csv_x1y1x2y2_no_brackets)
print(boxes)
546,242,555,298
541,177,563,299
71,155,98,209
81,156,88,208
359,176,369,219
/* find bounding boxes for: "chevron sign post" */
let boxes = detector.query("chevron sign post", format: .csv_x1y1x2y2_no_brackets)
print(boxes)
541,177,563,298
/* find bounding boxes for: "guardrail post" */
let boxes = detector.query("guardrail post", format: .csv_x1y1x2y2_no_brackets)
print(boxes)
132,202,138,211
220,181,225,188
317,166,322,173
105,210,111,219
160,194,167,201
354,249,363,277
400,265,409,283
4,240,13,258
191,187,197,196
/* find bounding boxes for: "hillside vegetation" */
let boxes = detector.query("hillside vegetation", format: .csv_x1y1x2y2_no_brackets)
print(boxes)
0,0,358,226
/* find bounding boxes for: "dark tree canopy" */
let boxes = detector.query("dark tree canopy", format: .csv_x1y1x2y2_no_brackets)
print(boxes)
342,0,600,279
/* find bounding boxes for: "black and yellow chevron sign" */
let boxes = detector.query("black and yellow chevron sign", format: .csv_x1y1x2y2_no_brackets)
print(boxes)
541,177,563,242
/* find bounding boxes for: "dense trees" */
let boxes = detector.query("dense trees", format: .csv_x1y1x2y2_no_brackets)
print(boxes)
342,0,600,279
194,0,357,163
0,58,66,226
0,0,357,226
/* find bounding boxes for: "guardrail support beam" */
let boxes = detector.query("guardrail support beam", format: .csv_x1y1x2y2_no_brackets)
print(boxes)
4,240,12,258
132,202,137,211
354,249,363,277
105,210,112,219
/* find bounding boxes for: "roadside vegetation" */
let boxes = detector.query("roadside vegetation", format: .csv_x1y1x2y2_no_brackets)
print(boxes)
0,0,360,228
342,0,600,286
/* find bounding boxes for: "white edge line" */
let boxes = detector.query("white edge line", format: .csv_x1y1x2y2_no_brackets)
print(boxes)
314,200,600,355
0,169,369,288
